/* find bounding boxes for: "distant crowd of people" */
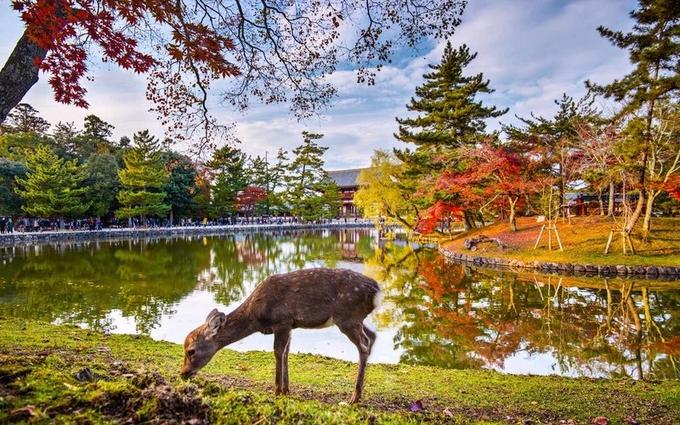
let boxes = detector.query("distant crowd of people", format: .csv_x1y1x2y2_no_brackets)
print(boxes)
0,217,14,234
0,215,367,234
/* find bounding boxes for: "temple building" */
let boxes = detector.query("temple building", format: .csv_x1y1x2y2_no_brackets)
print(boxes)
327,168,366,217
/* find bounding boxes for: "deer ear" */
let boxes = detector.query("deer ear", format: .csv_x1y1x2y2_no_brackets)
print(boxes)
206,310,226,339
206,308,220,322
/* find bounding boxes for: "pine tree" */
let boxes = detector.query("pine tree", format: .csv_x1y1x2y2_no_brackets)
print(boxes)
0,158,27,216
116,130,169,224
394,42,506,229
286,131,335,221
15,145,90,222
206,145,248,218
395,42,507,150
162,151,197,224
1,103,50,134
587,0,680,235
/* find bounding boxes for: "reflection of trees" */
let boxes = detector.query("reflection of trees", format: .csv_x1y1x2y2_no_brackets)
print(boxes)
0,239,209,333
369,243,680,379
0,230,378,336
206,229,375,305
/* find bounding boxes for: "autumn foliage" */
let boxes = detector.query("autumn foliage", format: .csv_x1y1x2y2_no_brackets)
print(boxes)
12,0,238,108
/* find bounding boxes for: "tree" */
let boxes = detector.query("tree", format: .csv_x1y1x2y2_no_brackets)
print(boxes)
395,42,507,150
206,145,248,218
432,140,541,232
393,42,506,230
163,151,197,225
0,158,27,216
354,150,419,230
0,130,52,162
236,186,267,217
286,131,336,221
504,94,600,208
586,0,680,234
85,152,120,218
266,148,290,215
15,144,90,222
116,130,169,223
1,103,49,134
628,100,680,237
2,1,466,148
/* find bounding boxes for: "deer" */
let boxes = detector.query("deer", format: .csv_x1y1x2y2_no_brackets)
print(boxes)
180,267,381,404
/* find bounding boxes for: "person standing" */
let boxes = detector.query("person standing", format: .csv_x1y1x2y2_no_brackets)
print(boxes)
7,218,13,234
0,217,5,234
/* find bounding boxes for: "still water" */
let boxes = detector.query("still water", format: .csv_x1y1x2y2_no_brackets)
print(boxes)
0,229,678,380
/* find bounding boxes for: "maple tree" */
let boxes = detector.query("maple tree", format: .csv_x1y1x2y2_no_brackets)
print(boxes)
1,0,467,150
236,185,267,217
423,141,541,233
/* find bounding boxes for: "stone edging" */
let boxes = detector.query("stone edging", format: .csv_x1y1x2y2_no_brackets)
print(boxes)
439,246,680,280
0,222,373,247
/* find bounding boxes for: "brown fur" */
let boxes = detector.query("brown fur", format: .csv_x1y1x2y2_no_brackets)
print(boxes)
181,268,380,403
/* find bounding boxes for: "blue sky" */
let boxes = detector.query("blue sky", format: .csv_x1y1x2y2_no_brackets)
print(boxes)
0,0,636,169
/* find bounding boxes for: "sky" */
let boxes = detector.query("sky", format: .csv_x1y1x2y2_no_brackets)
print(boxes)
0,0,637,170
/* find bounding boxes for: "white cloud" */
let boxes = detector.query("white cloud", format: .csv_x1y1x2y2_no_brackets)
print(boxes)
0,0,638,167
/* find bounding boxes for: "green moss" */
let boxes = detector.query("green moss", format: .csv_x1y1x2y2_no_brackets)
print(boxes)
1,317,678,424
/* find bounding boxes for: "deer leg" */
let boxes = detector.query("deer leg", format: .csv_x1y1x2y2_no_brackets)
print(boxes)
338,322,370,404
282,332,291,394
363,325,377,355
273,329,291,395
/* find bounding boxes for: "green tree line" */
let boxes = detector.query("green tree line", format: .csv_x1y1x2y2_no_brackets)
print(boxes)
0,109,340,226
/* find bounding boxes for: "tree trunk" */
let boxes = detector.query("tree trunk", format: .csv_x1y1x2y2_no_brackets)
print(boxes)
0,31,47,123
641,191,657,239
624,189,645,234
607,181,615,216
169,208,174,227
598,188,605,216
508,197,517,232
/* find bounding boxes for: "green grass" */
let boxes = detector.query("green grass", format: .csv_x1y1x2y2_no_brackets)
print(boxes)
1,318,678,424
443,216,680,267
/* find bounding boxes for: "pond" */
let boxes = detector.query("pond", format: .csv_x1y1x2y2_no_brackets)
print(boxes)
0,228,678,380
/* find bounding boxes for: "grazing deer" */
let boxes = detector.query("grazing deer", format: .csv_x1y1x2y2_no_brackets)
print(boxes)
181,268,381,403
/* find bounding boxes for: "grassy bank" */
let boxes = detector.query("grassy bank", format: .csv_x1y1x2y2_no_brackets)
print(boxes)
442,216,680,267
1,319,679,424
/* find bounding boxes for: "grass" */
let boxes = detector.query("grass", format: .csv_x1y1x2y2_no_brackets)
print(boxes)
442,216,680,267
1,318,679,424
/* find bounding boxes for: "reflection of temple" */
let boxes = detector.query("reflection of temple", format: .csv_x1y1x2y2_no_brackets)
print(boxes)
337,229,367,262
327,168,366,217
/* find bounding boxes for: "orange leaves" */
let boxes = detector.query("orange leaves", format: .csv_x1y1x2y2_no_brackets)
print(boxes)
13,0,238,112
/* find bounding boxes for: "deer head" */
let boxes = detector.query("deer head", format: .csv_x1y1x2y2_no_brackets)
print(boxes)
180,308,226,378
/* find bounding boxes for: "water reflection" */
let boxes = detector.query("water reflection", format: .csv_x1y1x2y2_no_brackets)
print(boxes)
0,229,677,379
368,242,679,380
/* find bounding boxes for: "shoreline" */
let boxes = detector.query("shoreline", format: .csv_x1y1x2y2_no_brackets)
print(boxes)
0,221,374,247
439,245,680,280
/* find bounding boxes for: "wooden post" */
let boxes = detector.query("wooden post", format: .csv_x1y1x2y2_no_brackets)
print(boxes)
604,230,614,254
534,224,545,249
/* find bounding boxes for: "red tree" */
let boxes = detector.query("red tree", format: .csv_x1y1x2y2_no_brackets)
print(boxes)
236,186,267,216
420,141,541,233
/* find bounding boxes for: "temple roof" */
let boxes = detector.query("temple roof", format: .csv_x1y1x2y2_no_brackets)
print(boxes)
327,168,365,188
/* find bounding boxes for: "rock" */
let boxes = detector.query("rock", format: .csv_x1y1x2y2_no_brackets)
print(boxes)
645,266,658,277
616,265,627,275
574,264,585,272
463,235,507,251
592,416,609,425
